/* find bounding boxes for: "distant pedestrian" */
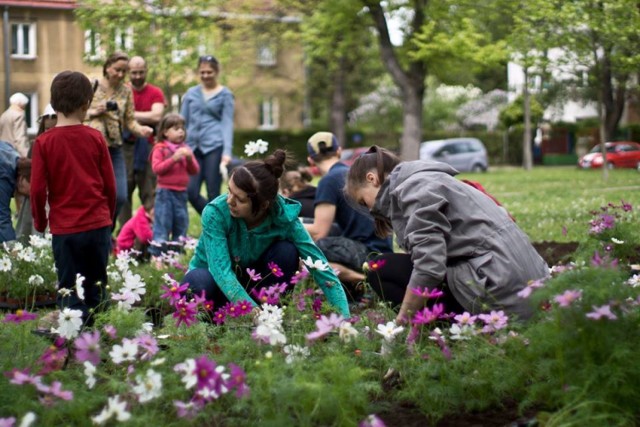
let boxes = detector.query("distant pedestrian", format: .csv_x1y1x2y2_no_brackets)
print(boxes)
31,71,116,324
0,92,29,157
116,200,154,260
118,55,166,229
150,113,199,256
0,141,30,243
181,55,235,215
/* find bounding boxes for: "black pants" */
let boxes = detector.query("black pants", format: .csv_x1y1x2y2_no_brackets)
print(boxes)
366,253,464,312
52,226,112,323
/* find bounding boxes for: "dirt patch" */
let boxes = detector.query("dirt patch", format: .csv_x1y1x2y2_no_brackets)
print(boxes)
532,241,579,266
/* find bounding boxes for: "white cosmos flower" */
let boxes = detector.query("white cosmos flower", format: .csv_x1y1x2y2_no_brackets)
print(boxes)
449,324,473,341
54,308,83,339
174,358,197,389
57,288,73,297
75,273,86,301
255,138,269,154
338,321,360,343
109,338,138,364
302,256,330,271
244,140,259,156
29,234,50,248
91,395,131,425
17,247,36,262
132,369,163,403
111,290,137,311
28,275,44,286
375,321,405,342
283,344,310,364
0,256,11,272
84,361,97,389
611,237,624,244
18,412,36,427
626,274,640,288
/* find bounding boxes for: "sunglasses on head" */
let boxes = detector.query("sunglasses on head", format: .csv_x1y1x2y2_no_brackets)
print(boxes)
198,55,218,65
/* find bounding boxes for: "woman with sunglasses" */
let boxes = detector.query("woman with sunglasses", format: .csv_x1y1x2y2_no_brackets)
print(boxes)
180,55,235,215
345,146,548,324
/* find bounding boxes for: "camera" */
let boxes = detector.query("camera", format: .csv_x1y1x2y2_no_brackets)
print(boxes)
105,101,118,111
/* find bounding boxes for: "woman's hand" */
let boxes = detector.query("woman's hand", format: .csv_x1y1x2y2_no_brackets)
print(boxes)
395,287,426,325
221,155,232,166
139,125,153,138
89,104,106,119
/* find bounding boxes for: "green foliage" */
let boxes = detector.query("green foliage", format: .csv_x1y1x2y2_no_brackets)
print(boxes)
0,238,57,301
499,95,544,129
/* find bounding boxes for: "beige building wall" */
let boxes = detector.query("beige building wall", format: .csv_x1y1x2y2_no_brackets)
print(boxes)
0,1,305,135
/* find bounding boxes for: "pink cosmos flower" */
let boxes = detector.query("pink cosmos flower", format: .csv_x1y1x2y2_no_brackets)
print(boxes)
478,310,509,333
306,313,344,342
296,295,307,312
41,380,73,401
5,368,43,387
223,301,241,318
312,298,323,316
38,337,68,374
160,282,189,303
586,304,618,320
367,259,387,271
135,333,159,360
517,278,546,299
246,268,262,282
621,200,632,212
103,325,117,340
212,308,226,325
289,267,309,285
74,330,101,365
412,304,445,325
251,288,278,305
173,298,198,327
227,363,250,398
553,289,583,307
3,309,38,324
174,400,202,419
410,287,444,299
0,417,16,427
454,312,478,325
234,300,253,316
192,356,229,402
359,414,386,427
267,261,284,278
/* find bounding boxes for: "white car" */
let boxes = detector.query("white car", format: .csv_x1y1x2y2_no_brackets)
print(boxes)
420,138,489,172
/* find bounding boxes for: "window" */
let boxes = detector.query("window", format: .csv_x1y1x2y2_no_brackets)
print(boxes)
24,93,39,135
257,43,276,67
114,27,133,52
11,23,36,58
258,97,278,130
84,30,104,61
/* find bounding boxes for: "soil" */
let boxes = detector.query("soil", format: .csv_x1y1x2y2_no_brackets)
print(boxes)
531,241,579,266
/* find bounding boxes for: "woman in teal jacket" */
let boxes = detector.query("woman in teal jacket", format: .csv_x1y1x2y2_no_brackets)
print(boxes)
180,55,235,215
183,149,350,318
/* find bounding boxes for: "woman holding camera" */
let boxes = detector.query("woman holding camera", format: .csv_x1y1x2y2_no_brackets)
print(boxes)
86,52,153,226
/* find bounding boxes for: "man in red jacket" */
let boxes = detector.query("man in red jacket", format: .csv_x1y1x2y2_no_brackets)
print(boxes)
31,71,116,324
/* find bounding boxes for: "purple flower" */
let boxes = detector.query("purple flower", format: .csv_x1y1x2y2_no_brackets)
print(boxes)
234,300,253,316
38,337,68,374
410,287,444,299
478,310,509,333
3,309,38,324
227,363,250,398
103,324,117,340
267,261,284,278
561,225,568,236
251,288,278,305
553,289,582,307
212,308,226,325
0,417,16,427
453,312,478,325
5,368,43,387
74,330,101,365
135,333,159,360
246,268,262,282
161,282,189,303
289,267,309,285
586,304,618,320
311,298,323,315
40,380,73,401
173,298,198,327
306,313,344,342
412,304,445,325
620,200,632,212
174,400,202,419
192,356,229,402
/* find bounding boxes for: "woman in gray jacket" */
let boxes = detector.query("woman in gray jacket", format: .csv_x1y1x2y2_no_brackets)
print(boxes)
345,146,548,323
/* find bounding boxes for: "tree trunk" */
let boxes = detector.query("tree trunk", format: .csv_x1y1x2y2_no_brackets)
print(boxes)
522,67,533,170
596,89,609,181
400,83,424,161
330,57,347,148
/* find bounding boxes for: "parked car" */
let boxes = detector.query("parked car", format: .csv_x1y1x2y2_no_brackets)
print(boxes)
420,138,488,172
578,141,640,170
340,147,370,166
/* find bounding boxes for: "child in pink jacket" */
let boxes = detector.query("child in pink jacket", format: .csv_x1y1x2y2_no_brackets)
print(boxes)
116,202,154,258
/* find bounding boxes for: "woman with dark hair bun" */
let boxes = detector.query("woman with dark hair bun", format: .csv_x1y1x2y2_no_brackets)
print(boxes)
183,149,350,318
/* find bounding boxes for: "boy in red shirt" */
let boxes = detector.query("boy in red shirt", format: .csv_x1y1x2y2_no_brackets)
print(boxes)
31,71,116,324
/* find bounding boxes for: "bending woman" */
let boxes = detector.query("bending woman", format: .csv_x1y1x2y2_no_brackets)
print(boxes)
182,149,350,318
345,146,548,323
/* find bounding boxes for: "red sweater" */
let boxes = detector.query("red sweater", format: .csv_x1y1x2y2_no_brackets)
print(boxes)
31,125,116,234
116,206,153,253
151,141,199,191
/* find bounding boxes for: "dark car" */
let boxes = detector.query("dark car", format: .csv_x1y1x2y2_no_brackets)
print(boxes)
340,147,370,166
578,142,640,170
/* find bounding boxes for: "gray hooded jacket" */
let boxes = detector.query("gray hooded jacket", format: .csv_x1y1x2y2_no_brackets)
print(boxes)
372,160,548,319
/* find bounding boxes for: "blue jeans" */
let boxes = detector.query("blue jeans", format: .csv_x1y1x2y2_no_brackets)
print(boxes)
150,188,188,255
181,240,299,308
109,146,128,227
0,175,16,243
187,147,223,215
52,226,111,323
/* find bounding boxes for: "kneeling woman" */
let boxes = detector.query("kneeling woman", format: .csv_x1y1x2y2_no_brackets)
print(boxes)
345,146,548,323
183,149,350,318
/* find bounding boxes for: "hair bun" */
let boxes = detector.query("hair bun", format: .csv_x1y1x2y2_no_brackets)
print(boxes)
264,149,287,179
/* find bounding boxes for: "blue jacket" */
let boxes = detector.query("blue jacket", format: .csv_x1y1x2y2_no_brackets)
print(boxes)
180,85,234,157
